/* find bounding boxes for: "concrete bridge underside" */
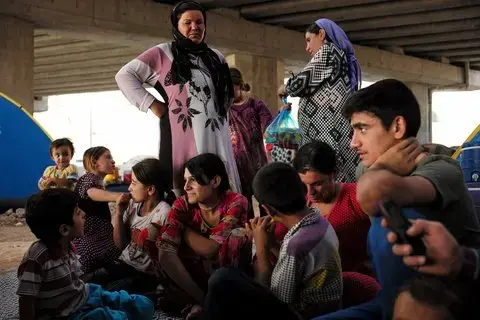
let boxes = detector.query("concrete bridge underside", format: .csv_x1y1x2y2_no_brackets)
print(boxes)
1,0,480,142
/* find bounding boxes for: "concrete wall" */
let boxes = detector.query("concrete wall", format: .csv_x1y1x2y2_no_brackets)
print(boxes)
406,82,432,143
226,53,284,114
0,15,34,113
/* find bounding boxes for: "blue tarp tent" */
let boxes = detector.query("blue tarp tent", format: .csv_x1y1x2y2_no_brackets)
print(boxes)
0,93,52,199
453,124,480,160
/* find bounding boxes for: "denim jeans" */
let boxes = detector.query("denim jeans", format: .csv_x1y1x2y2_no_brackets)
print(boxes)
311,209,425,320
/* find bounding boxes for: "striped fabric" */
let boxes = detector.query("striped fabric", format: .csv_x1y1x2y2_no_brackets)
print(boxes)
17,241,88,319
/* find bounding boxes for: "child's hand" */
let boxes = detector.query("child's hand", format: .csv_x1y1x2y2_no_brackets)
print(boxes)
116,193,131,215
246,216,273,252
44,178,54,186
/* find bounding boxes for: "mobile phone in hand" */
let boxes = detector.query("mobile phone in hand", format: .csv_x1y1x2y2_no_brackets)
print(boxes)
379,201,426,256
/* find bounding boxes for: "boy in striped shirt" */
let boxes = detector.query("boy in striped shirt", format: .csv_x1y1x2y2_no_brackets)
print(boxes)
17,188,153,320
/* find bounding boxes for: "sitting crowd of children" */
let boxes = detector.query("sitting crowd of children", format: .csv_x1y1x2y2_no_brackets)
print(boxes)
17,79,479,320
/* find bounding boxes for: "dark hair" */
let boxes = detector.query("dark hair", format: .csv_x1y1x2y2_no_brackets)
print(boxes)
83,146,109,172
50,138,75,156
306,23,321,34
172,1,206,27
293,141,336,175
184,153,230,193
397,276,462,320
25,189,78,243
253,162,306,214
132,158,175,205
305,23,331,42
342,79,421,137
230,68,250,92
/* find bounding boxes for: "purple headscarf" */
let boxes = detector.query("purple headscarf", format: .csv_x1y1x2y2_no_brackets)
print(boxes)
315,18,361,91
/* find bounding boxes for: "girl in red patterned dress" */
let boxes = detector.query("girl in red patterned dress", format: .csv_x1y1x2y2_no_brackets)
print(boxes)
155,153,251,314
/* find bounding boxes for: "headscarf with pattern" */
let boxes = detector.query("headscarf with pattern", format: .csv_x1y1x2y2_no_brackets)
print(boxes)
170,1,233,117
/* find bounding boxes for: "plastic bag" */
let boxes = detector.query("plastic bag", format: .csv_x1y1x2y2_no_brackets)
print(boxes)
265,109,302,149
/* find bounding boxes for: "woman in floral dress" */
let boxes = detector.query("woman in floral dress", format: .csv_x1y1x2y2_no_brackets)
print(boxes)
116,0,240,194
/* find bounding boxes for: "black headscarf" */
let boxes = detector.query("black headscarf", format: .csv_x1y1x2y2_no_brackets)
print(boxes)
170,0,233,118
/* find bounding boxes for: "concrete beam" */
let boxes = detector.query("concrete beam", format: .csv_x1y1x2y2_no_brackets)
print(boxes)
34,55,135,73
35,84,118,96
258,0,474,25
449,56,480,62
35,38,86,49
353,45,475,88
431,57,451,64
404,40,480,53
348,18,480,41
339,6,480,32
35,47,141,65
241,0,386,19
360,30,480,47
34,30,50,37
34,40,115,56
34,65,122,79
35,73,115,86
424,48,480,58
32,34,63,45
381,46,404,55
35,78,116,91
3,0,480,89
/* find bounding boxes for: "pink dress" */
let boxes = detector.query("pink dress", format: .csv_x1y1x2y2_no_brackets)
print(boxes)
229,98,272,216
116,43,241,192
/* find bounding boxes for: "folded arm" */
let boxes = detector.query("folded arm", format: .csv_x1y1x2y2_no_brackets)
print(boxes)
183,228,220,259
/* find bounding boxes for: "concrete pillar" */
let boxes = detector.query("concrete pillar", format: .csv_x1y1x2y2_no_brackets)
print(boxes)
0,15,34,113
406,82,432,144
226,53,285,115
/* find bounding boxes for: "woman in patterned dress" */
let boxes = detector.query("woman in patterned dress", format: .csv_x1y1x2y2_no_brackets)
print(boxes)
155,153,251,315
278,19,361,182
228,68,273,217
73,147,124,274
116,0,240,194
